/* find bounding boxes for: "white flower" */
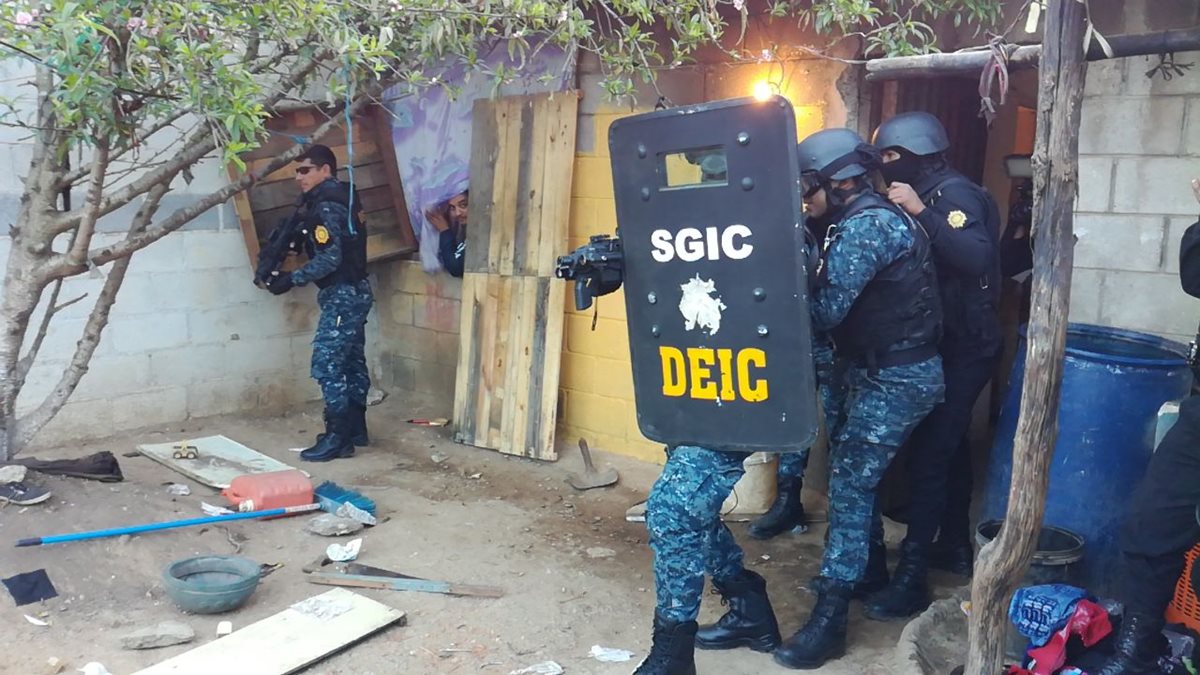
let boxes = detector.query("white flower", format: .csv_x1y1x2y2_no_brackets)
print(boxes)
14,11,33,27
733,0,744,9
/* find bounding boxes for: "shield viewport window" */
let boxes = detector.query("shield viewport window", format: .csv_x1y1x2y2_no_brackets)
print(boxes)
661,147,727,189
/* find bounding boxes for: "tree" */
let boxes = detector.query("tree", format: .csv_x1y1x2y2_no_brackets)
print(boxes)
0,0,1001,461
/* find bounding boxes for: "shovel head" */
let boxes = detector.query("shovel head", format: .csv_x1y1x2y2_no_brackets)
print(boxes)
568,467,619,490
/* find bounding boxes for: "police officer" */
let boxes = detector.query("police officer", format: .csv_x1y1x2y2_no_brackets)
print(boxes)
1092,178,1200,675
863,112,1003,620
264,144,374,462
772,128,944,670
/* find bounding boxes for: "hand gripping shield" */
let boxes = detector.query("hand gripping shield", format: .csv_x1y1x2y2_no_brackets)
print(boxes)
609,96,818,450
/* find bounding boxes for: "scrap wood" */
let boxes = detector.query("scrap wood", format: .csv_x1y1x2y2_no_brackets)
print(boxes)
131,588,404,675
309,571,505,598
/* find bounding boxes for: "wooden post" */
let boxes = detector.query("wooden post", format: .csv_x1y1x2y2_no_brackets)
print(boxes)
965,1,1089,672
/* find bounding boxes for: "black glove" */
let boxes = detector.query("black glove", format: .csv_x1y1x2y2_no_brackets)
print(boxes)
266,271,294,295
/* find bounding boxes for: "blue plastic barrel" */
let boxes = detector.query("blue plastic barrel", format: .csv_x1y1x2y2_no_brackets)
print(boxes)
982,323,1193,597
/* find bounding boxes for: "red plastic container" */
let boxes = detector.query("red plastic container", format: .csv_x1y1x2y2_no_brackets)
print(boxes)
222,470,313,512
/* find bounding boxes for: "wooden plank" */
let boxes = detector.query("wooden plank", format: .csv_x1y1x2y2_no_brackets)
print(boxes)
453,273,484,444
534,278,566,460
465,99,499,274
136,435,296,489
491,99,522,275
536,93,578,277
367,104,417,253
503,277,538,456
308,572,505,598
514,97,549,276
473,274,501,447
132,589,404,675
247,162,392,212
491,276,515,452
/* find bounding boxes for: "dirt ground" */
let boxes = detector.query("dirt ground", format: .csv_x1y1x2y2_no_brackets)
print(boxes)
0,393,966,674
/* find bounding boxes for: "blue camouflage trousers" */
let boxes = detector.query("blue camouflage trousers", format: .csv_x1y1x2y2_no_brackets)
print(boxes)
819,356,944,583
312,279,374,414
647,445,751,623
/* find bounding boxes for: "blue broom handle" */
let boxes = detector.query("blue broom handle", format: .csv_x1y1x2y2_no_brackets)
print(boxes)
15,503,321,547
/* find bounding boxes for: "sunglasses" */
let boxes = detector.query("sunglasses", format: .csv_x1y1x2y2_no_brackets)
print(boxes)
801,173,823,198
295,165,316,176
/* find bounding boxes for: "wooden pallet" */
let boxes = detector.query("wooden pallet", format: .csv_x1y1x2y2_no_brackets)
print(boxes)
452,92,577,461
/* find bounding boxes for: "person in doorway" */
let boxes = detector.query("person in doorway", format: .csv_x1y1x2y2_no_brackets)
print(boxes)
863,112,1003,621
261,144,373,462
772,128,944,670
1092,178,1200,675
427,190,469,277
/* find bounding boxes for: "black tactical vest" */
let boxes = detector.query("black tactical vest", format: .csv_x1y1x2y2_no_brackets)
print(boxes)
302,180,369,289
827,193,943,368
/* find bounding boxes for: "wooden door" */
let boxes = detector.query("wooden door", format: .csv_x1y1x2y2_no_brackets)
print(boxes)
452,92,578,460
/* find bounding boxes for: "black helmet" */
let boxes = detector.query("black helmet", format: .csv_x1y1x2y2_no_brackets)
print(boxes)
796,128,874,181
872,112,950,157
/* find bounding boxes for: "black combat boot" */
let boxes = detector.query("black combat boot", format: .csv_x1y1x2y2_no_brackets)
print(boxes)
633,614,698,675
348,402,369,446
1092,613,1167,675
748,476,807,540
928,537,974,576
695,569,782,652
774,579,851,670
301,410,355,462
864,540,931,620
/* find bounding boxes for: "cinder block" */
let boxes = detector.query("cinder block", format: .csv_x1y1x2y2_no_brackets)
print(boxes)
387,323,446,362
1185,98,1200,156
569,197,598,236
1073,213,1166,272
73,354,152,401
186,377,253,417
109,312,188,354
560,390,627,435
1124,51,1200,96
189,299,311,343
1077,157,1115,213
593,113,630,156
412,296,460,333
625,438,667,464
571,156,615,200
1113,158,1200,215
147,344,226,387
1084,59,1125,97
396,260,435,296
558,419,627,458
576,113,597,156
13,359,67,411
1166,216,1197,274
1100,271,1200,336
183,231,254,270
436,275,463,301
223,336,295,375
591,356,635,401
112,386,188,430
33,397,115,442
1068,268,1106,325
596,198,618,230
387,292,414,327
559,353,596,392
1079,97,1184,155
124,234,188,274
564,314,630,360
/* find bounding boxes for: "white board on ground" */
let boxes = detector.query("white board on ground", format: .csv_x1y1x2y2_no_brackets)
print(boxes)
136,435,296,489
131,588,405,675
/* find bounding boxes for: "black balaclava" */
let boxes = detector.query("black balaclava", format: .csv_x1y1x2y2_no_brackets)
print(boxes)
880,149,946,186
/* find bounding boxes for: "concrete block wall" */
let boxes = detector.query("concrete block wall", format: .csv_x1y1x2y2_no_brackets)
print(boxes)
0,60,387,446
373,260,461,411
1070,52,1200,344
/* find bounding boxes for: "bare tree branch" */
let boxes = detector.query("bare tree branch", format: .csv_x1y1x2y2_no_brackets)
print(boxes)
65,140,110,268
15,281,88,382
12,181,169,446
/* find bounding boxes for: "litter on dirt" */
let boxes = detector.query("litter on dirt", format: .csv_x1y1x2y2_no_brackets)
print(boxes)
327,538,363,562
24,614,49,627
590,645,636,662
166,483,191,496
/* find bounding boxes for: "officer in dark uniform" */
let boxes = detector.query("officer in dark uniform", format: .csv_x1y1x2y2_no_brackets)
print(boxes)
1093,178,1200,675
773,128,945,670
264,145,374,462
863,112,1003,620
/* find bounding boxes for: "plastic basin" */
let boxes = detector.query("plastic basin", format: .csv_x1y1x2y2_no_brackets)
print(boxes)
163,555,261,614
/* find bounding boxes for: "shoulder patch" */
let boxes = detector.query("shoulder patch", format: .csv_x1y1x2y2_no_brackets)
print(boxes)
947,210,968,229
314,225,330,244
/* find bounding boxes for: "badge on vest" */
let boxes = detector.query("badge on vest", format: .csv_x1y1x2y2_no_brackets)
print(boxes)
947,210,967,229
314,225,330,244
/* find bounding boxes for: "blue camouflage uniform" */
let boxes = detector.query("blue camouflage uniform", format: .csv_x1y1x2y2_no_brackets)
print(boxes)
811,204,945,585
291,179,374,414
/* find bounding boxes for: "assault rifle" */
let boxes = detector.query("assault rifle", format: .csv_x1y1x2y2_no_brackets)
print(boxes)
555,234,624,311
254,210,306,288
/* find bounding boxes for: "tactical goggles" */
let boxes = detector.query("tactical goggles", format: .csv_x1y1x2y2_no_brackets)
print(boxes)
801,172,823,199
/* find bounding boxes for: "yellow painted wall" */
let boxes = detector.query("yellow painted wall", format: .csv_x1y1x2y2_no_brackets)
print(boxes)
557,105,828,464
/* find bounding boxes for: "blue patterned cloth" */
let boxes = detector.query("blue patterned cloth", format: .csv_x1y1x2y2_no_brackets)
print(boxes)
1008,584,1089,647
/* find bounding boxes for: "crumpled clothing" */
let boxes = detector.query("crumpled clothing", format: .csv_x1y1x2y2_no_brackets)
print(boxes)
1026,599,1112,675
1009,584,1089,647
